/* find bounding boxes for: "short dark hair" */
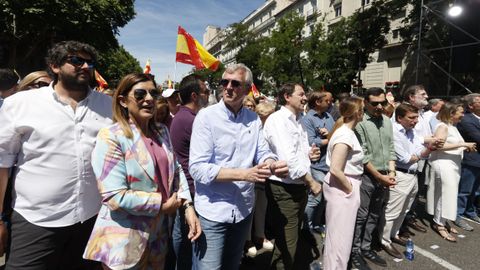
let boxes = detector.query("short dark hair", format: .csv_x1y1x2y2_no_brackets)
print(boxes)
277,83,303,106
364,87,385,101
395,102,419,121
45,41,97,82
178,74,204,105
402,85,424,102
0,69,19,91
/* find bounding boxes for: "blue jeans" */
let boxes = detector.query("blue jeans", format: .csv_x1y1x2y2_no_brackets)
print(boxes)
457,164,480,219
304,168,326,228
172,208,193,270
192,213,252,270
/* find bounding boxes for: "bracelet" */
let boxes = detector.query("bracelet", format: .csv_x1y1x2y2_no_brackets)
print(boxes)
182,202,194,212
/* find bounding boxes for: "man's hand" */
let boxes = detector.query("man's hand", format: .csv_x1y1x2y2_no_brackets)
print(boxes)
269,160,289,179
376,174,396,187
244,163,271,183
160,192,182,215
0,222,7,256
309,143,321,162
432,137,445,148
318,127,329,137
409,154,420,163
184,207,202,242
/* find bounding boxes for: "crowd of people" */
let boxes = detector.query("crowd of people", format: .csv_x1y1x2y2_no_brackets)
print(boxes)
0,40,479,270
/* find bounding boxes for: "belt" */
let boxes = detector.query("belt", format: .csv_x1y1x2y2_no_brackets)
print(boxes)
396,167,417,174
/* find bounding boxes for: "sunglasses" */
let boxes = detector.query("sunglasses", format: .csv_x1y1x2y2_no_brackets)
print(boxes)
220,79,242,88
30,81,50,89
66,56,95,68
132,88,161,101
369,100,389,107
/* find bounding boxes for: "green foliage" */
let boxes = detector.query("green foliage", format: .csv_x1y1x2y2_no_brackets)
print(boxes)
0,0,135,75
97,46,142,89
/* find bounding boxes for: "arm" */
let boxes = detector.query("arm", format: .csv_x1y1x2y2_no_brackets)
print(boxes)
365,162,396,187
458,116,480,144
433,124,474,151
0,168,9,256
329,143,353,194
301,116,323,146
92,128,163,217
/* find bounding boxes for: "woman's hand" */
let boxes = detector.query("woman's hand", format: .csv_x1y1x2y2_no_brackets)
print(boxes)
160,192,181,215
342,181,353,195
464,142,477,152
185,207,202,241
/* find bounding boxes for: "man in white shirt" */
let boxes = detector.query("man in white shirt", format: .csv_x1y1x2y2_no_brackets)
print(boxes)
0,41,112,270
263,83,321,269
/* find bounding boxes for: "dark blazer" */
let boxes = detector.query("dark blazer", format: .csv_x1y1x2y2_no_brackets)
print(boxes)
457,111,480,168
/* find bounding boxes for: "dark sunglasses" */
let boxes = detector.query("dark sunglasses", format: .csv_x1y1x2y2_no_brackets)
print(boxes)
220,79,242,88
369,100,389,107
30,81,50,89
66,56,95,68
132,88,161,101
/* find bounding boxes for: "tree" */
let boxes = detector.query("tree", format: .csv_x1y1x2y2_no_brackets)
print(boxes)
0,0,135,75
96,46,142,89
258,12,307,91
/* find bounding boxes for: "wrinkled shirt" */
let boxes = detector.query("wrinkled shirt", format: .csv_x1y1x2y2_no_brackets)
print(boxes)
189,100,275,223
0,86,112,227
392,121,426,172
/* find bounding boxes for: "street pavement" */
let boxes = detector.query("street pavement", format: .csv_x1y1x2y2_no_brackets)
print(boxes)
240,198,480,270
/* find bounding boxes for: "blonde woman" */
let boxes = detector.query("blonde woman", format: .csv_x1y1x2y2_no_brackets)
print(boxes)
323,96,364,270
17,71,52,91
427,102,476,242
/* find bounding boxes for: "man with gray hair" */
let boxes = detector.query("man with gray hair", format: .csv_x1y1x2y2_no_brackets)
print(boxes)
455,93,480,231
189,63,288,269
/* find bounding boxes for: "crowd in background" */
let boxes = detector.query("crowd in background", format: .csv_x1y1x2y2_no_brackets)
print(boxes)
0,40,480,270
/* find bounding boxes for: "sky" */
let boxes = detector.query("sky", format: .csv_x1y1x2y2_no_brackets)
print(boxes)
118,0,265,83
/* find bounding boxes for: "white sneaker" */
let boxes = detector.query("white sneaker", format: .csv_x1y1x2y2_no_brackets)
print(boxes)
262,240,274,251
246,246,257,258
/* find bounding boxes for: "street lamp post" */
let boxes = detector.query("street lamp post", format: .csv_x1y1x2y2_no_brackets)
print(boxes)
415,0,424,84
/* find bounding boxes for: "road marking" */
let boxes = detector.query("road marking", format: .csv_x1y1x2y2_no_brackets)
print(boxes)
416,245,462,270
430,245,439,249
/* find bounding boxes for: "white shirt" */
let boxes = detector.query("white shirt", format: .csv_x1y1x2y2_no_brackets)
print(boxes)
0,86,112,227
392,121,425,172
414,109,432,144
263,106,311,184
326,125,364,179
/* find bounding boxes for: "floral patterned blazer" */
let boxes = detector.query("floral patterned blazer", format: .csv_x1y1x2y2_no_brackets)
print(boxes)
83,122,191,269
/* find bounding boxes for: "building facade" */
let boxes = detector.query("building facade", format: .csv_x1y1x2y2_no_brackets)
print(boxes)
203,0,411,91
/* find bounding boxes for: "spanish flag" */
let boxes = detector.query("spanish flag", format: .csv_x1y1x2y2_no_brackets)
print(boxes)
94,70,108,91
248,83,260,98
144,59,151,74
176,26,220,71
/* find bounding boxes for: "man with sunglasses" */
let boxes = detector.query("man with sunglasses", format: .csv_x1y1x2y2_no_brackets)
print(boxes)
350,87,396,269
189,63,288,270
0,41,112,270
169,74,209,270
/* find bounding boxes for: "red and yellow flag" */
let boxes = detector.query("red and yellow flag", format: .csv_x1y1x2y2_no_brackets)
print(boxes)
95,70,108,91
176,26,220,71
144,59,151,74
248,83,260,98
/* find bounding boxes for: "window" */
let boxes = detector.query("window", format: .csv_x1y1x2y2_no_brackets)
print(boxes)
362,0,371,6
392,29,399,39
334,4,342,17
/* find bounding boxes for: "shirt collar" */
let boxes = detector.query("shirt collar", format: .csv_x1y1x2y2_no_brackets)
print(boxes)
280,106,299,121
179,105,197,116
219,99,244,120
50,84,93,104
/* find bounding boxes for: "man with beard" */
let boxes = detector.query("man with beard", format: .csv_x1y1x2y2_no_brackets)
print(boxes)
0,41,112,270
169,74,209,270
263,83,322,270
189,63,289,270
350,88,396,270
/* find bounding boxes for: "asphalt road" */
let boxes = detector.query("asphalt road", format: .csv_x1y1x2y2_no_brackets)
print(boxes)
240,198,480,270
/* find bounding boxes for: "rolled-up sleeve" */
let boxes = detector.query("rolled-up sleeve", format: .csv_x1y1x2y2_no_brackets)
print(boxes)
189,111,221,185
0,100,21,167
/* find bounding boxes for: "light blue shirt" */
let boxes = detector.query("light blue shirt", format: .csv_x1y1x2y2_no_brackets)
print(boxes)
392,121,426,172
189,100,276,223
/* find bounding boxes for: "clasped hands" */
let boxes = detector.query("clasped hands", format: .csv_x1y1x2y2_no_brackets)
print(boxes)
244,160,289,183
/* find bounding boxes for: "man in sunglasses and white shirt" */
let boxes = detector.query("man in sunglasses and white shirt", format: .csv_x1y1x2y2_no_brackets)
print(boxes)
0,41,112,269
189,63,288,270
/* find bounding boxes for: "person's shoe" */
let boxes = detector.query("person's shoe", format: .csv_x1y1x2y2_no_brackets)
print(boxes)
407,219,427,233
350,252,371,270
391,235,408,246
362,250,387,267
465,215,480,224
261,239,274,251
455,217,474,231
245,245,257,258
381,243,403,259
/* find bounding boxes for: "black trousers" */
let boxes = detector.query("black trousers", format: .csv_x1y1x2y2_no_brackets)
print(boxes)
6,211,101,270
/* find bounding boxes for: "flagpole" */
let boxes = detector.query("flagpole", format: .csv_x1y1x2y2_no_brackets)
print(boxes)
173,62,177,89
